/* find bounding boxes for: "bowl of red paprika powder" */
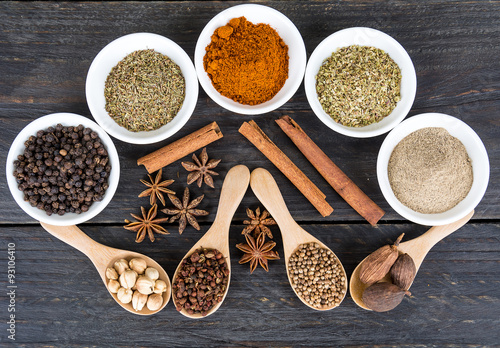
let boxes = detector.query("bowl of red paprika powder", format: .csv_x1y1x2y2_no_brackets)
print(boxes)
195,4,306,115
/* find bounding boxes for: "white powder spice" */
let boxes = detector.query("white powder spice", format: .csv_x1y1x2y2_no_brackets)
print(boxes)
388,127,473,214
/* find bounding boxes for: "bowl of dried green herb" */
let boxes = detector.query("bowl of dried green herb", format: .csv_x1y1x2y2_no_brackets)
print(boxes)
194,4,306,115
305,27,417,138
377,113,489,226
6,113,120,226
86,33,198,144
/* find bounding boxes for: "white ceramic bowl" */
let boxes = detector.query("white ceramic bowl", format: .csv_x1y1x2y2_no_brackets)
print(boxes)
6,113,120,226
194,4,306,115
305,27,417,138
377,113,489,226
86,33,198,144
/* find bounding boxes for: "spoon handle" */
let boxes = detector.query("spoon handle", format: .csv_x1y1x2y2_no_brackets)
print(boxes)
40,223,112,273
212,165,251,230
399,210,474,269
250,168,297,227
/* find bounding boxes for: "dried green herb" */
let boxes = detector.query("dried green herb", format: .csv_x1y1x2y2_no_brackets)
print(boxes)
105,49,185,132
316,45,401,127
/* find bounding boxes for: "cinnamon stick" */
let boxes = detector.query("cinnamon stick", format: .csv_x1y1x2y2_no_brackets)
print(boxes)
137,122,223,173
276,115,384,225
239,120,333,217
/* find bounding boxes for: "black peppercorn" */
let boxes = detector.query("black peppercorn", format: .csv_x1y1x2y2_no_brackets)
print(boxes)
13,124,112,216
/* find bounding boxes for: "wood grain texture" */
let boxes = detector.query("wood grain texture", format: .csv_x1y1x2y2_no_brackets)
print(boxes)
0,0,498,223
0,223,499,346
0,1,499,346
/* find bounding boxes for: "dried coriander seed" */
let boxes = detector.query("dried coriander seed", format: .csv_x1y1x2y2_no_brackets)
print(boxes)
316,45,401,127
105,49,185,132
288,242,346,309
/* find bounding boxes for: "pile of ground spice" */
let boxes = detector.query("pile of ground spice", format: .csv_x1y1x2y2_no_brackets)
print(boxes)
203,16,289,105
388,127,473,214
316,45,401,127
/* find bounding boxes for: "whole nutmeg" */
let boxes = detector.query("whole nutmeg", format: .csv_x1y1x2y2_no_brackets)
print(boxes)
114,258,130,275
129,258,148,274
145,267,159,281
106,267,118,280
147,293,163,311
390,253,416,290
359,233,404,285
362,282,411,312
135,276,155,295
108,279,120,293
132,290,148,311
117,287,133,304
119,269,138,289
154,279,168,294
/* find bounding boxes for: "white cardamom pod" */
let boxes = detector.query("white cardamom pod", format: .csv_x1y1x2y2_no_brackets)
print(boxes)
153,279,168,294
114,258,130,275
129,258,148,274
117,288,133,304
106,267,118,280
135,276,155,295
147,293,163,311
144,267,159,281
119,269,138,289
108,279,120,293
132,290,148,311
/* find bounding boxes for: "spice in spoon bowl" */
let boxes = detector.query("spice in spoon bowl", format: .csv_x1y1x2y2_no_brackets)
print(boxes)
250,168,347,310
86,32,198,144
171,165,250,319
305,27,417,138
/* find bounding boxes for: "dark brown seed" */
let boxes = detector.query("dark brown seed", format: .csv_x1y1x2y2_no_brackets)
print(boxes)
390,253,416,290
362,282,411,312
359,233,404,285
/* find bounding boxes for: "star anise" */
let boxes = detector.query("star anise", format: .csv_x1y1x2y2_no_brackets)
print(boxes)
124,204,169,243
138,168,175,206
236,233,280,273
181,147,221,188
162,187,209,234
242,207,276,239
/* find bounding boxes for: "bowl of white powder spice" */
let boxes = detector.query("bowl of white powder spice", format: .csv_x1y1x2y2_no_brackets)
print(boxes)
377,113,489,226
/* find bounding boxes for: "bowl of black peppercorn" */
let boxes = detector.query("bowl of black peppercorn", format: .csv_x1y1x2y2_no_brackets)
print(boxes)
6,113,120,225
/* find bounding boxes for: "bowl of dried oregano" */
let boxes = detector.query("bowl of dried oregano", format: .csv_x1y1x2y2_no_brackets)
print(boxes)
377,113,489,226
305,27,417,138
86,33,198,144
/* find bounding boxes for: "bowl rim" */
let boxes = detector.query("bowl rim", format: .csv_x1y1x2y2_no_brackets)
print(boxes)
194,3,307,115
6,113,120,226
305,26,417,138
377,112,490,225
86,32,198,144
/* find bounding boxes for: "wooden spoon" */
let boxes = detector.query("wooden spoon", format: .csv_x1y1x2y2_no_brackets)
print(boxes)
39,223,171,315
171,164,250,319
349,210,474,310
250,168,347,310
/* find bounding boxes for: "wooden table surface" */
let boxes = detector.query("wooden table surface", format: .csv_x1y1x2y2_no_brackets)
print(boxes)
1,1,499,347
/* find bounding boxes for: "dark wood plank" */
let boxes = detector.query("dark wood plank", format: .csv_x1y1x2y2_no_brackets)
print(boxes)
1,223,499,347
0,1,499,346
0,1,499,224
